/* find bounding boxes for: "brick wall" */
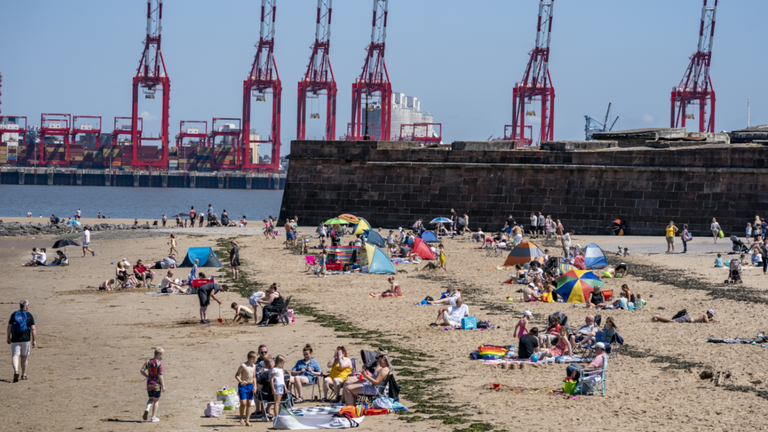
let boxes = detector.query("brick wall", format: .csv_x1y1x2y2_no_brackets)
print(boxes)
279,140,768,236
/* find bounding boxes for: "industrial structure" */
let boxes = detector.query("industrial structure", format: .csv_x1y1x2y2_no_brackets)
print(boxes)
349,0,392,141
584,103,619,140
670,0,718,133
241,0,281,172
296,0,337,141
365,93,438,142
507,0,555,146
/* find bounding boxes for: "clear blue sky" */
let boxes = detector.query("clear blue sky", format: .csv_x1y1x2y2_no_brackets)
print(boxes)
1,0,766,151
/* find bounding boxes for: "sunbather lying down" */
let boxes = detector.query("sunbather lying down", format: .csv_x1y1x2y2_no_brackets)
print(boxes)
652,309,719,324
371,277,403,297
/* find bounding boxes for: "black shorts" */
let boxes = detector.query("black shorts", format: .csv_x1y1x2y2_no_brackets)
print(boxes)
616,264,628,271
530,225,537,232
154,262,163,269
147,390,161,398
198,292,210,307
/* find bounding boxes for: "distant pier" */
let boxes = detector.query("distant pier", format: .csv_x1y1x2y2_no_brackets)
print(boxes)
0,167,285,190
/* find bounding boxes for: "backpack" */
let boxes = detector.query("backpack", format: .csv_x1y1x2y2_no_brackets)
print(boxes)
672,309,687,320
12,311,29,335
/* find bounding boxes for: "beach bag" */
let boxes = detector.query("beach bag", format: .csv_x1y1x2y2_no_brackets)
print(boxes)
373,397,395,409
279,308,294,324
12,311,29,335
718,229,724,238
216,388,240,410
683,232,692,242
204,401,224,418
563,379,577,395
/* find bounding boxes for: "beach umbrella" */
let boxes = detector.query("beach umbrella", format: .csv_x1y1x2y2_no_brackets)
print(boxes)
555,269,604,303
503,241,545,267
338,214,361,223
430,217,452,224
353,218,371,235
324,217,348,225
52,239,80,249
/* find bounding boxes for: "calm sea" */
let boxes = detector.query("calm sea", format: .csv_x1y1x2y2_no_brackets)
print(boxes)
0,185,283,221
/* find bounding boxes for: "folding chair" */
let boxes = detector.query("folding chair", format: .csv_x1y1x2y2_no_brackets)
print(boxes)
255,372,293,421
577,354,608,396
609,333,624,357
355,372,394,406
304,255,319,272
262,296,293,326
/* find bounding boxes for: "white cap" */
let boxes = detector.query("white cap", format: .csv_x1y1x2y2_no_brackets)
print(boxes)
528,282,535,288
524,311,532,317
707,309,715,316
595,342,606,349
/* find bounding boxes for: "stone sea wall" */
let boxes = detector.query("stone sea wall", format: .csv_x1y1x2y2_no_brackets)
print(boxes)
279,140,768,236
0,221,161,237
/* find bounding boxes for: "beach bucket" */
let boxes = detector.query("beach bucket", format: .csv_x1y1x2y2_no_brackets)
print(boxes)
492,382,501,389
563,380,577,394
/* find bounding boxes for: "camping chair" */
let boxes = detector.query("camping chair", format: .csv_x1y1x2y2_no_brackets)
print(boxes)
355,372,394,406
326,358,357,402
305,255,319,272
609,333,624,357
255,372,294,420
263,296,293,326
577,354,608,396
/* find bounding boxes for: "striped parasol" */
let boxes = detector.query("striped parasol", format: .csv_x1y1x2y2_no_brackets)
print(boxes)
555,269,604,303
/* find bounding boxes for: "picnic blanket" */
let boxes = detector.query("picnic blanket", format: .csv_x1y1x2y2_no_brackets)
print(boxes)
273,405,364,430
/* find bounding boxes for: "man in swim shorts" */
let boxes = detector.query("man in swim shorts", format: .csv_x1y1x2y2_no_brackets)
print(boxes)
197,282,228,324
235,351,257,426
652,309,719,324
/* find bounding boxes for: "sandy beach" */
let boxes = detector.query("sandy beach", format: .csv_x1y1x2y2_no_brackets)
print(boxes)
1,224,767,431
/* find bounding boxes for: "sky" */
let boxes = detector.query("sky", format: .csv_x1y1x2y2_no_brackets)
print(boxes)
1,0,767,153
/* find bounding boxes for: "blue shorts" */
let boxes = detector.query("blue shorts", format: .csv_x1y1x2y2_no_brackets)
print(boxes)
506,227,512,234
147,390,161,398
238,382,254,401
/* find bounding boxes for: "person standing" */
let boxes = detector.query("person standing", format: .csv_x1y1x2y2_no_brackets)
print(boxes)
162,214,167,227
76,208,81,221
140,348,166,422
462,213,470,234
169,234,178,255
711,218,721,244
189,206,196,228
681,224,691,253
197,282,228,324
229,241,240,280
666,221,679,253
450,208,458,233
7,300,36,383
529,213,538,239
537,212,546,240
207,204,214,223
82,226,94,257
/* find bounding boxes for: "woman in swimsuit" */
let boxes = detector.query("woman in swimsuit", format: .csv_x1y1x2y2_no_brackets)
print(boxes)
372,277,403,297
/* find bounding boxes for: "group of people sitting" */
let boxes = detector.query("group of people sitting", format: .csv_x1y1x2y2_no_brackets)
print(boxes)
21,247,68,267
515,313,616,361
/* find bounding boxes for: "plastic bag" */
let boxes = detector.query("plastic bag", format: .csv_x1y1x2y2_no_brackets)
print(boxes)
373,397,395,409
216,387,240,410
718,229,724,238
204,401,224,418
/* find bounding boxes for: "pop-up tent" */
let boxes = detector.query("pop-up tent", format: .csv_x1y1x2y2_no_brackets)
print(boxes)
583,244,609,269
353,218,371,235
503,241,545,267
363,229,386,248
362,244,396,274
412,237,435,260
179,247,222,268
420,231,439,242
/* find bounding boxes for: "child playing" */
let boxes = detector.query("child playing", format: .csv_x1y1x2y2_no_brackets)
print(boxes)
613,292,628,309
623,247,629,257
513,311,532,339
169,234,178,255
99,279,115,291
235,351,257,426
615,246,623,256
140,348,166,423
437,244,447,270
635,293,646,310
231,302,255,324
188,259,199,288
714,253,723,267
270,355,287,418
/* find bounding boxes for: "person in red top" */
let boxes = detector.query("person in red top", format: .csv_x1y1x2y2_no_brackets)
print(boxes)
140,348,166,422
189,206,196,228
539,315,562,348
133,259,155,288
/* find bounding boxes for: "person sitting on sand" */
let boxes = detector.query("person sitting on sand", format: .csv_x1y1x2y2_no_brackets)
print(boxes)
159,271,184,293
371,277,403,297
652,309,719,324
424,288,460,306
99,279,116,291
231,302,255,324
21,248,39,267
432,297,468,327
523,282,541,302
612,292,629,309
49,250,68,266
586,286,607,309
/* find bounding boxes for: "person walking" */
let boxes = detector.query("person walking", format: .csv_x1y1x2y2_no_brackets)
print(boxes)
82,226,94,257
7,299,36,383
711,218,721,244
666,221,679,253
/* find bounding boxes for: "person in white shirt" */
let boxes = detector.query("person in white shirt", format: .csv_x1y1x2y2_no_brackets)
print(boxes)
35,249,47,266
82,227,94,257
433,297,469,327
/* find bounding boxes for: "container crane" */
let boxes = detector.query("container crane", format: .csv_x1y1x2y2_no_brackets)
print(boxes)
242,0,281,172
671,0,717,133
130,0,170,169
584,103,619,140
508,0,555,146
350,0,391,141
297,0,336,141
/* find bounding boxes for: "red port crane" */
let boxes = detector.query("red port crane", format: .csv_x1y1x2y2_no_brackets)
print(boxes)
297,0,336,141
130,0,170,170
671,0,718,133
350,0,392,141
508,0,555,146
242,0,281,172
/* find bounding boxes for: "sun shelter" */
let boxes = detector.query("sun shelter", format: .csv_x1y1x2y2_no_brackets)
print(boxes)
412,237,435,260
420,231,439,242
503,241,545,267
364,229,386,248
362,244,396,274
583,244,609,269
178,247,222,268
353,218,371,235
326,246,361,265
556,269,604,303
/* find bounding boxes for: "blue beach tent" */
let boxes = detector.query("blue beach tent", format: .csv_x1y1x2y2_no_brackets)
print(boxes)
420,231,439,242
179,247,223,268
583,244,609,269
363,229,387,248
363,244,396,274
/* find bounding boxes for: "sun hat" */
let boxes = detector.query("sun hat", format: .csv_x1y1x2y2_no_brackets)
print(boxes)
524,311,532,317
707,309,715,316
